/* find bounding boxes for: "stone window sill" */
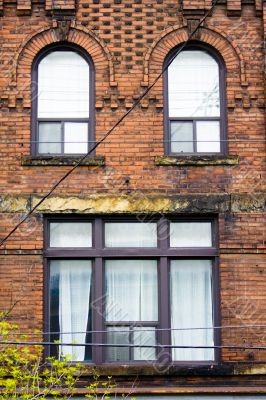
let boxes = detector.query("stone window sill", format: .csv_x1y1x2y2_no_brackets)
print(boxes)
21,156,105,167
155,155,239,166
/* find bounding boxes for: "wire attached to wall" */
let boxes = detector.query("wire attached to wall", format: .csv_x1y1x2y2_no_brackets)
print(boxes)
0,0,220,248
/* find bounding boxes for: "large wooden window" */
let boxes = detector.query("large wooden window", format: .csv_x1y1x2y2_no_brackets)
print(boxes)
45,216,219,364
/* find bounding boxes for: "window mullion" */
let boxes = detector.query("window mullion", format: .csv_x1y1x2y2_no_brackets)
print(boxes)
193,120,197,153
95,217,104,248
93,218,104,363
61,121,64,154
87,120,90,152
129,326,133,361
93,257,104,364
158,256,171,365
158,217,169,250
213,256,220,362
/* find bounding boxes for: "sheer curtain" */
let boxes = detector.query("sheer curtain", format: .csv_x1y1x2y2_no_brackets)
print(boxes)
170,259,214,361
51,260,92,361
50,222,92,248
170,222,212,248
133,327,156,361
105,223,157,247
105,260,158,361
168,50,220,118
105,260,158,322
38,51,90,119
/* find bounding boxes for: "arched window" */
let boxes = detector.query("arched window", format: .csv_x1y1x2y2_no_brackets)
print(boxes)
32,44,94,155
165,44,226,155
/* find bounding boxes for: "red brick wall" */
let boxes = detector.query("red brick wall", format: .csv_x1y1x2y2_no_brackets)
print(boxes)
0,0,265,385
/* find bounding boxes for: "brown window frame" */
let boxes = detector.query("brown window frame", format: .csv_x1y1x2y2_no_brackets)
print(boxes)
164,42,227,156
44,215,220,366
31,43,95,157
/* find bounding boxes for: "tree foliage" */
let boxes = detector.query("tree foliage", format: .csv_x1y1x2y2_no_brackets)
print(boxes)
0,316,136,400
0,316,81,400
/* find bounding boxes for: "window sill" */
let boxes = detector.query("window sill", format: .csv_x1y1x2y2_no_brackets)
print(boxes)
154,155,239,166
80,362,229,376
21,156,105,167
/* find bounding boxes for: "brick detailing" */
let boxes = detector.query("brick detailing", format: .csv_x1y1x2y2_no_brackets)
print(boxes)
256,0,263,11
46,0,76,11
52,0,75,9
144,26,246,91
183,0,205,11
227,0,242,15
45,0,53,10
205,0,213,8
0,0,262,16
12,26,116,106
182,0,212,16
263,1,266,38
17,0,32,13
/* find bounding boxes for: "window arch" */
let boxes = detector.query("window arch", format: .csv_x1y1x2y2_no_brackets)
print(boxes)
31,44,94,156
164,43,226,155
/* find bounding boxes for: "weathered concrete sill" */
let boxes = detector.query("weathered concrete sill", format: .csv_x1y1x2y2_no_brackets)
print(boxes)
79,362,266,377
155,155,239,166
21,156,105,167
0,193,264,213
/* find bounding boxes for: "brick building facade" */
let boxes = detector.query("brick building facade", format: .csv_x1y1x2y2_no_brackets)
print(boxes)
0,0,265,397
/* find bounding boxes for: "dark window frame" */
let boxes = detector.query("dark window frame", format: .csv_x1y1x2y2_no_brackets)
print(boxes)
163,41,227,156
31,43,95,157
43,215,220,366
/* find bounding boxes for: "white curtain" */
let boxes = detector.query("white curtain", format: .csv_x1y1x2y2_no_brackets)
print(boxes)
38,51,89,119
106,327,130,362
105,260,158,361
170,222,212,248
170,259,214,361
133,327,156,361
168,50,220,118
50,222,92,248
105,223,157,248
51,260,92,361
105,260,158,322
196,121,221,153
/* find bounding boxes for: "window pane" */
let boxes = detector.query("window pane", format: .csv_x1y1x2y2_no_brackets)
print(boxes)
170,222,212,247
38,122,61,154
106,327,130,362
50,222,92,247
168,50,220,118
38,51,89,119
64,122,88,154
170,259,214,361
196,121,221,153
105,222,157,247
170,121,193,153
133,327,156,361
106,327,156,362
50,260,92,361
105,260,158,322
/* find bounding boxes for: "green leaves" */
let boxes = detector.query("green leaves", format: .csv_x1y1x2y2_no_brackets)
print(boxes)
0,315,137,400
0,315,81,399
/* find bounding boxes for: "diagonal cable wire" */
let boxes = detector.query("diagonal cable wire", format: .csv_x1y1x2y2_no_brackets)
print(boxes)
0,0,219,248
